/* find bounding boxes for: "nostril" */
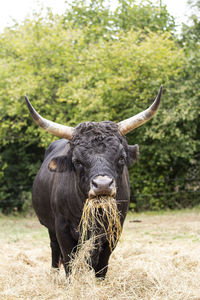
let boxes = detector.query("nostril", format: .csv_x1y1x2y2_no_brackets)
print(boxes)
92,179,98,189
109,178,114,187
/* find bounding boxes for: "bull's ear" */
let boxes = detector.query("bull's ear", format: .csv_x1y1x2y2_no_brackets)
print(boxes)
48,155,69,172
128,144,139,166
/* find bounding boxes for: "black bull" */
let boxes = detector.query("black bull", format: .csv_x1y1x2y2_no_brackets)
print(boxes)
25,86,162,278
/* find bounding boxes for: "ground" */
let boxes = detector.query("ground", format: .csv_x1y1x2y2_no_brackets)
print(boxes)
0,209,200,300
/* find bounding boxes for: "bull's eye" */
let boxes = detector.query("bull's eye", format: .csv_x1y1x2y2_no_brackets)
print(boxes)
73,159,82,167
118,156,125,165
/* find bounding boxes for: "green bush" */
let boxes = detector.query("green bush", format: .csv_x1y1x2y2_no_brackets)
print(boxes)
0,0,199,212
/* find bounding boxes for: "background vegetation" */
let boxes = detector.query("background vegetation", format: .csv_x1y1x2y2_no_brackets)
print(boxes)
0,0,199,213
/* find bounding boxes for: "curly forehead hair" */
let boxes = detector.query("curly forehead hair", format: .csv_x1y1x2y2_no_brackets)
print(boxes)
70,121,128,149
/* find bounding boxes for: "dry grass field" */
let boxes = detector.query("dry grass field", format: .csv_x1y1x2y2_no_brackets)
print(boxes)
0,209,200,300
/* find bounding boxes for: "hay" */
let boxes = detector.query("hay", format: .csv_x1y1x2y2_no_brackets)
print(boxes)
1,212,200,299
66,196,122,282
78,196,122,251
65,237,97,299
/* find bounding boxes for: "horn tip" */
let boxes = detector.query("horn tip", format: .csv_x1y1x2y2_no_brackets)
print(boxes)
24,95,37,120
154,85,163,109
24,95,30,104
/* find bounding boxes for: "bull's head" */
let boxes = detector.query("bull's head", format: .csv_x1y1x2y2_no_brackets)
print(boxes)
25,86,162,199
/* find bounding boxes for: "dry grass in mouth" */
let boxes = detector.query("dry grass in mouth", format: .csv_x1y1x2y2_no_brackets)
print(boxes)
78,196,122,251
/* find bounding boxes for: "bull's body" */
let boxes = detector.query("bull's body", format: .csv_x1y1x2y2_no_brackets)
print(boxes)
26,86,162,278
33,122,136,277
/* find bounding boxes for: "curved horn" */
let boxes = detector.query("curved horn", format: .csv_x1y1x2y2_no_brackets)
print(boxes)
25,96,75,139
118,86,163,135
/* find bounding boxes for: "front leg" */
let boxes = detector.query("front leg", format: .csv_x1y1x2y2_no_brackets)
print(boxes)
93,241,112,278
48,229,62,269
55,215,77,276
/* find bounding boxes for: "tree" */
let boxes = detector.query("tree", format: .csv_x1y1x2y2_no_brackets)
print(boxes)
0,10,183,211
63,0,175,43
0,1,198,212
114,0,175,33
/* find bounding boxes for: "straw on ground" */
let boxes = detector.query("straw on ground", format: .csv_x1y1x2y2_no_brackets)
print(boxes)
0,209,200,300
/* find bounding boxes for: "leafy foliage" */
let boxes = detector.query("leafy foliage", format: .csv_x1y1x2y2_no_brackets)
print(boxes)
63,0,175,42
114,0,175,33
0,0,199,212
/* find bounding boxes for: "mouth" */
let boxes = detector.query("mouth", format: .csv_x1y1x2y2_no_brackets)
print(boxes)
88,188,117,199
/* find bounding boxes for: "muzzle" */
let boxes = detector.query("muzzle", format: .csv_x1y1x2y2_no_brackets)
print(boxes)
88,175,116,198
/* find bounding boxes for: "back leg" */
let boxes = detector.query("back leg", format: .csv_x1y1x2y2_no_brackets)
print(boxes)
48,230,62,269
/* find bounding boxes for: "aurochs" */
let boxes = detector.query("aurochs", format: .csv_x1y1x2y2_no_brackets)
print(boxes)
25,86,162,278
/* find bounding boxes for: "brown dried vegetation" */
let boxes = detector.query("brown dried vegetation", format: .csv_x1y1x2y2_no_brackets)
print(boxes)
0,210,200,299
78,196,122,250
